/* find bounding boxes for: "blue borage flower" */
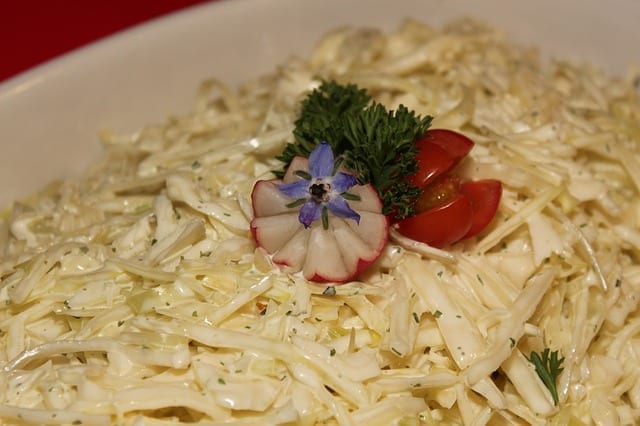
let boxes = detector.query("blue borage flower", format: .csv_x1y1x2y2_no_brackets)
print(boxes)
277,142,361,228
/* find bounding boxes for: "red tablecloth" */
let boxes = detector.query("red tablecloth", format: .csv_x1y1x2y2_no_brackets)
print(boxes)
1,0,213,83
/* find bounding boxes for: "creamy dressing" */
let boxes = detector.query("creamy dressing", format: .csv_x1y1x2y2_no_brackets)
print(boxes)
0,18,639,425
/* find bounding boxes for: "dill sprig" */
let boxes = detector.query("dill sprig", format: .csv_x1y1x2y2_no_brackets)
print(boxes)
276,80,432,218
527,348,565,405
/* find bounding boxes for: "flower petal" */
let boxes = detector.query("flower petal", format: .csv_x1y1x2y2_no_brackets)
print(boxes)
299,200,322,228
326,196,361,224
309,141,334,179
277,180,310,199
331,172,357,193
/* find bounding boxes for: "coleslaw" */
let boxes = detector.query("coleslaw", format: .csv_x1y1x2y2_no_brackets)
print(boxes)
1,18,639,425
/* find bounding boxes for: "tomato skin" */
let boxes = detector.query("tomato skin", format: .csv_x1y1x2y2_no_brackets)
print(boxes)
409,129,475,188
395,129,500,247
424,129,474,164
460,179,502,239
395,194,473,248
409,141,454,188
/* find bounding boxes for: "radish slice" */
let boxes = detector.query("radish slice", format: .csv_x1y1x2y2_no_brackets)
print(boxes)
251,169,388,283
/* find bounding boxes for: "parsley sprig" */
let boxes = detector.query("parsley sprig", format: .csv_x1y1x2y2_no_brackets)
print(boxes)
276,81,432,218
527,348,564,405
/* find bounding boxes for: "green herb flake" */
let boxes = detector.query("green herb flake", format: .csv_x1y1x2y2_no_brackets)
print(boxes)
218,378,226,385
330,348,336,356
433,310,443,318
527,348,564,405
412,312,420,323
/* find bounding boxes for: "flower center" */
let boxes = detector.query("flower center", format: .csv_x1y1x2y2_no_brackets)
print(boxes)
309,181,330,202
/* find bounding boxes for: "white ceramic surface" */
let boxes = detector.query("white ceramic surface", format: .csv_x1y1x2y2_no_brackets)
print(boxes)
1,0,639,208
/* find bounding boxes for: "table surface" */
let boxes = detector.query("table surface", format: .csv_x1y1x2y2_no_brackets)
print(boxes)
1,0,213,83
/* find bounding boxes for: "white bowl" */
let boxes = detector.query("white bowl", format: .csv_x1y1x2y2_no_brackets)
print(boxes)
1,0,638,208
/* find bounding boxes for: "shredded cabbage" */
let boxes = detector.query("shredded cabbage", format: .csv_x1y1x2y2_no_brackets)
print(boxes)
1,18,639,425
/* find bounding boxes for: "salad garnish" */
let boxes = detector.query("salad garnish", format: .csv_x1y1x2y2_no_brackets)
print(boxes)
277,141,360,229
277,80,432,219
393,129,503,248
527,348,565,405
250,146,388,283
251,80,502,281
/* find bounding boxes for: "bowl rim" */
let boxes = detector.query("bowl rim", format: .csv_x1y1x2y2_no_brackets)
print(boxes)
1,0,639,208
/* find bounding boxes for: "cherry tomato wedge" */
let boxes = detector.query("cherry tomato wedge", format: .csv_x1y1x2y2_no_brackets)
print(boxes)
409,129,475,188
424,129,474,164
408,141,455,188
394,193,473,248
394,129,501,247
460,179,502,239
414,175,461,213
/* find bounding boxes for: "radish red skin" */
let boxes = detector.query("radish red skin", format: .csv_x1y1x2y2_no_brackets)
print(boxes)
308,256,378,283
307,214,389,283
